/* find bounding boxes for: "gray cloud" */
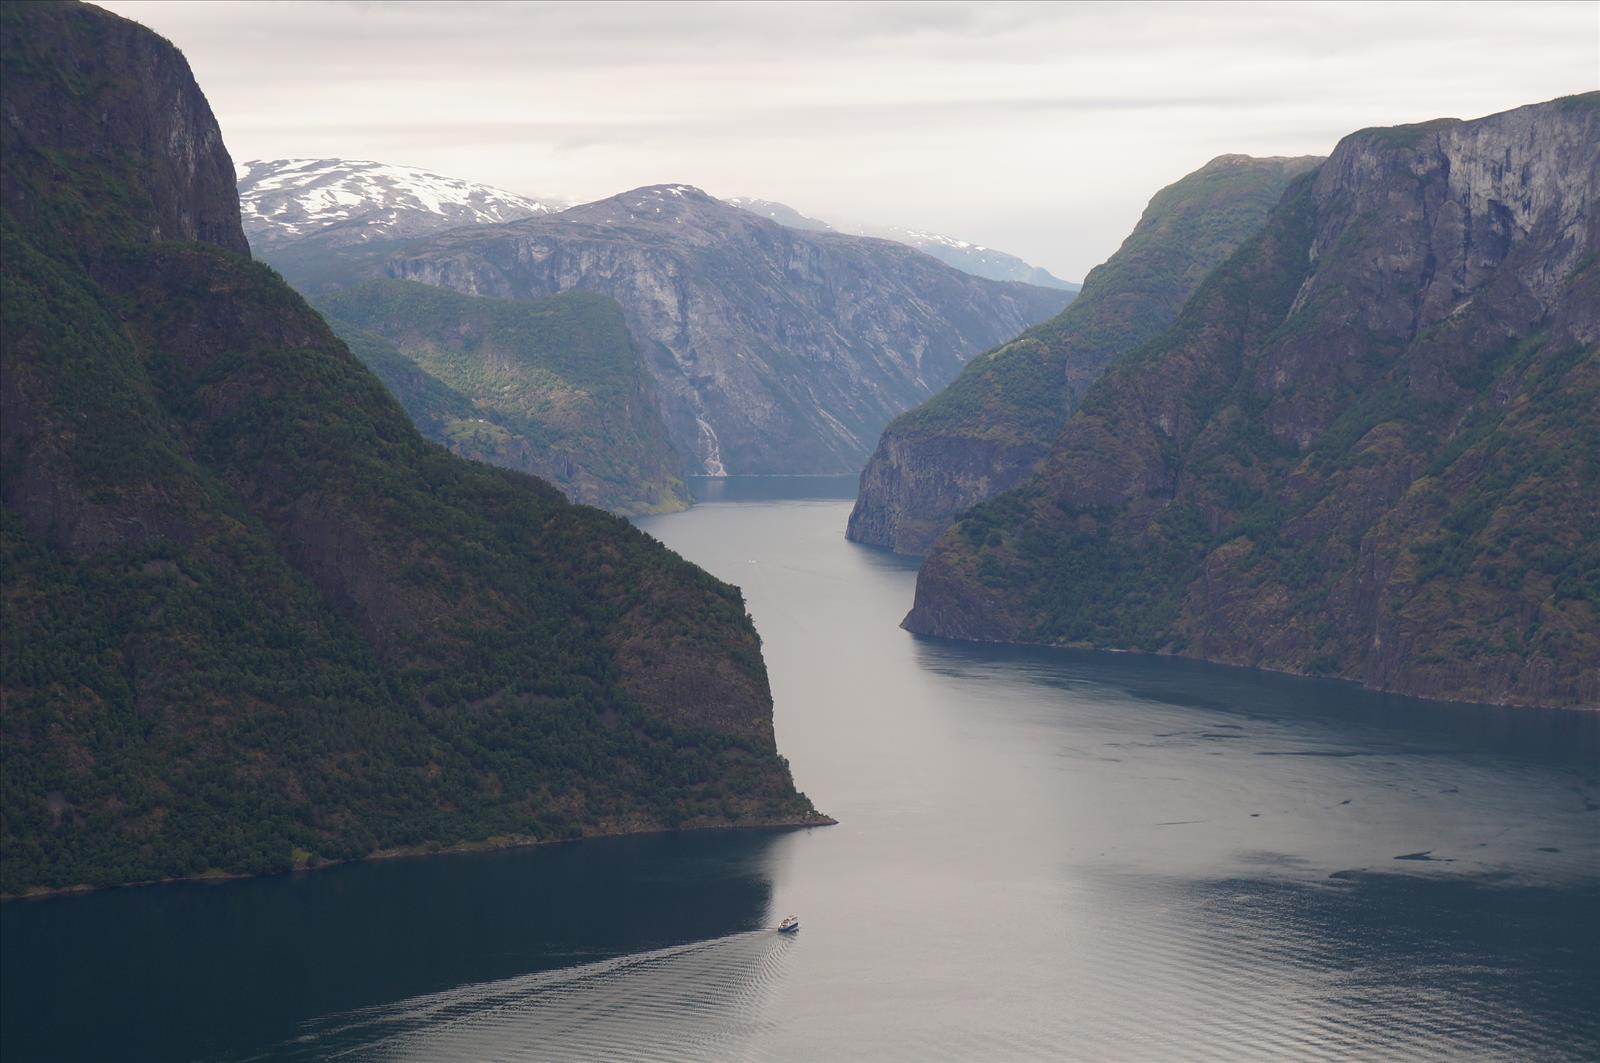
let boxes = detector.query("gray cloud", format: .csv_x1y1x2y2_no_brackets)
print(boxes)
101,0,1598,278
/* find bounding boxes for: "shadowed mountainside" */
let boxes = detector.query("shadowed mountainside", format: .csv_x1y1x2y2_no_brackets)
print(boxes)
906,96,1600,709
848,155,1318,554
0,1,821,896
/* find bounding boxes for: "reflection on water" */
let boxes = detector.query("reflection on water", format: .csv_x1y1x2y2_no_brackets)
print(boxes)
4,494,1597,1062
686,474,859,504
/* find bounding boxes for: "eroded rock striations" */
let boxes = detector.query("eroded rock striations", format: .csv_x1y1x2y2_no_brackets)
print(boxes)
0,1,821,896
906,96,1600,709
848,155,1318,554
386,187,1073,475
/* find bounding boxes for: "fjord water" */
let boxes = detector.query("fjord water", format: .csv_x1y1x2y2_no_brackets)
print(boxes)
4,484,1597,1061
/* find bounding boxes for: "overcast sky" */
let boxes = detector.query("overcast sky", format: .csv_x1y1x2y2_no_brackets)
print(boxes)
101,0,1597,280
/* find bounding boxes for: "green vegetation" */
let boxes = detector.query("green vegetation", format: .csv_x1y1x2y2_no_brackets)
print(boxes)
318,280,689,515
914,121,1600,708
894,154,1320,446
0,1,816,896
849,154,1320,555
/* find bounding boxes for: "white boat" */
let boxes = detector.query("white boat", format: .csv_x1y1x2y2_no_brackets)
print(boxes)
777,915,800,933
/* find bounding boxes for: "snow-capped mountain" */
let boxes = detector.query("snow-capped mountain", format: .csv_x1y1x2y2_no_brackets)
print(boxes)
727,197,1076,290
237,158,568,249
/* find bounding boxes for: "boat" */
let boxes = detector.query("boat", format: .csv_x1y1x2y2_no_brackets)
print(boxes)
777,915,800,933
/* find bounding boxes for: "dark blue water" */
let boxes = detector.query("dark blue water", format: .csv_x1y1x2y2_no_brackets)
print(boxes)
4,490,1597,1061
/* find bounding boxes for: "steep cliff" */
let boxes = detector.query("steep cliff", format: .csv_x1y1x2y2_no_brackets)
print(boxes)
386,186,1073,475
848,155,1318,554
318,280,690,515
907,96,1600,710
0,1,820,896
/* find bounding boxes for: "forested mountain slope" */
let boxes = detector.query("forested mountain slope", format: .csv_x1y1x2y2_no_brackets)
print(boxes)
0,1,820,895
848,155,1318,554
907,96,1600,709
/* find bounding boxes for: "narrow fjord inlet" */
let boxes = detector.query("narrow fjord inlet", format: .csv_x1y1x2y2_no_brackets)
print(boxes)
2,1,1597,1060
4,487,1596,1060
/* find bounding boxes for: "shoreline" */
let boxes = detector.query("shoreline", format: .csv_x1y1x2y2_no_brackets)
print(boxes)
2,811,837,903
901,625,1600,715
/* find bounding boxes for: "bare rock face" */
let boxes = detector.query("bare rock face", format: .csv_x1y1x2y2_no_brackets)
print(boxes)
386,186,1073,475
0,2,245,255
847,155,1318,555
907,95,1600,710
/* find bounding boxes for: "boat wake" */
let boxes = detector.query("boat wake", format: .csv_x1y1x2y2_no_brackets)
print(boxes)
272,930,793,1062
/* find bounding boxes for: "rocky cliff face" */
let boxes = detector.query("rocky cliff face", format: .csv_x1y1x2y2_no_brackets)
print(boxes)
1,2,819,895
848,155,1318,554
386,186,1073,475
906,96,1599,709
0,1,245,256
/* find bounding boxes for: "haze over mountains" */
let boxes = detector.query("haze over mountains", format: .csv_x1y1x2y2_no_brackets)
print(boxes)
240,160,1075,291
727,197,1078,290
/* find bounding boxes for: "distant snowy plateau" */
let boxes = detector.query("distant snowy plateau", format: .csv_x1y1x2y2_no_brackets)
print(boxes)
237,158,569,248
238,159,1075,290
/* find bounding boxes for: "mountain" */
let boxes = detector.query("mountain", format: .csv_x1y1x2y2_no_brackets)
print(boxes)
237,162,684,517
727,196,1078,289
318,280,690,515
237,157,566,250
849,155,1319,554
0,0,821,896
726,197,835,233
865,227,1077,291
905,96,1600,710
385,186,1074,475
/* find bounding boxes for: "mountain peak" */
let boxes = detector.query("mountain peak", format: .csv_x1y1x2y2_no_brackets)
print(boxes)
237,158,567,248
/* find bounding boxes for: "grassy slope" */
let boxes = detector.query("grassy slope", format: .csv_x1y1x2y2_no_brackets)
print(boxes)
319,280,689,515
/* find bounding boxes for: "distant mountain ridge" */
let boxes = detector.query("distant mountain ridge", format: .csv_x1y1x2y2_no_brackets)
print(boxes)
906,96,1600,710
727,196,1078,290
238,158,569,249
385,184,1074,475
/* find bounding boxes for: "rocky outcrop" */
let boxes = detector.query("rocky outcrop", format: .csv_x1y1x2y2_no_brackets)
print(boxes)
906,95,1600,709
0,1,245,255
1,1,820,896
848,155,1318,554
386,186,1073,474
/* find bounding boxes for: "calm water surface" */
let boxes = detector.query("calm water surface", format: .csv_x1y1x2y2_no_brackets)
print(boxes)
4,484,1597,1061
